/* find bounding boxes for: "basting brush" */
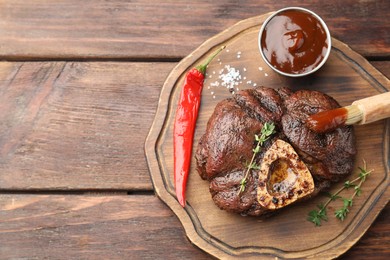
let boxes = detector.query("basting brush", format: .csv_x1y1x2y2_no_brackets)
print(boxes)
307,92,390,133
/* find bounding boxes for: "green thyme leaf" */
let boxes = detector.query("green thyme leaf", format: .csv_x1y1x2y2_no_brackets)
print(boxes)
354,186,362,196
308,210,322,226
335,207,349,221
238,122,276,195
343,198,351,207
344,180,355,189
325,192,341,201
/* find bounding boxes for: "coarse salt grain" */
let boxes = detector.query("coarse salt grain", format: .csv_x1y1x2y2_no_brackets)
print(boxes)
210,81,219,87
265,73,268,77
218,65,242,90
259,67,263,71
243,68,247,72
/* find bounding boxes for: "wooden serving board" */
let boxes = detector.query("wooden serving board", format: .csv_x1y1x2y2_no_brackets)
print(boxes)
145,13,389,259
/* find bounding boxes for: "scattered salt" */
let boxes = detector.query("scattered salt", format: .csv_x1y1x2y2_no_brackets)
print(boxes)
204,50,265,95
218,65,242,90
265,73,268,77
210,81,219,87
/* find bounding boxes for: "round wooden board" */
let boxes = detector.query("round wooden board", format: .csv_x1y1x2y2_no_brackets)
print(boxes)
145,13,389,259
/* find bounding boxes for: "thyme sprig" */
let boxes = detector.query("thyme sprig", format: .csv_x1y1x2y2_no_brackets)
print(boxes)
308,161,372,226
238,122,275,195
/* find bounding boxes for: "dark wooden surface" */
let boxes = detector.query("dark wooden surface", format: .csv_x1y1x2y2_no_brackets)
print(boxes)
0,1,388,259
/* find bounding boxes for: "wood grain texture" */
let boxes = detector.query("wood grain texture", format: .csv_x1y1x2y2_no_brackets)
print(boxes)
0,194,387,259
342,204,390,259
145,13,389,259
0,62,175,190
0,1,388,259
0,195,211,259
0,0,388,60
372,61,390,79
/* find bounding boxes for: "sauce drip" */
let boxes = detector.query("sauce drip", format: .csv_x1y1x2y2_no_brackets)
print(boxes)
306,107,348,133
261,9,329,74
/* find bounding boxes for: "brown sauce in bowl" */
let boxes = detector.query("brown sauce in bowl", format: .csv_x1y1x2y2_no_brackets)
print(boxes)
260,9,329,75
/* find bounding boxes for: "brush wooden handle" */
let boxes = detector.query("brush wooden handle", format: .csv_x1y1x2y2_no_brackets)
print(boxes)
352,92,390,124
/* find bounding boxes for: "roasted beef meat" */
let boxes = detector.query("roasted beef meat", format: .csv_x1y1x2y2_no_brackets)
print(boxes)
195,86,356,216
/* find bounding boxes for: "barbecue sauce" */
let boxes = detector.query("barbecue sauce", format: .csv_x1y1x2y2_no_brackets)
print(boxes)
306,107,348,133
261,9,329,74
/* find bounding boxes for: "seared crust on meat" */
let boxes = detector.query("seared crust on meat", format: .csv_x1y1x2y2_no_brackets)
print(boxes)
195,87,356,216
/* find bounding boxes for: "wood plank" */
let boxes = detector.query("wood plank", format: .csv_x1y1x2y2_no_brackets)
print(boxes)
0,62,175,190
0,0,388,60
0,195,211,259
0,61,388,191
0,194,387,259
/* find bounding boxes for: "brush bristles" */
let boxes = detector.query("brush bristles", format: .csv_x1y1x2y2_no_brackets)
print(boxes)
345,105,363,125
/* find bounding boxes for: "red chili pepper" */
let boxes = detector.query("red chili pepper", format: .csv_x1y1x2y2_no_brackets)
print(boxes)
174,46,225,207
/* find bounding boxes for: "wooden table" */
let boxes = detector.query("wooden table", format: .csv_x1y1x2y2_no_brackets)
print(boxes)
0,1,388,259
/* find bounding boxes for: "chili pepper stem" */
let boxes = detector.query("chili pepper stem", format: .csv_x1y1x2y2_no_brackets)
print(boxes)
196,46,226,75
